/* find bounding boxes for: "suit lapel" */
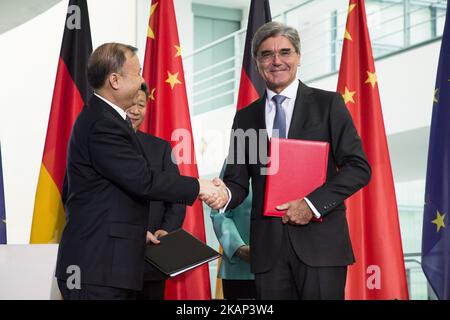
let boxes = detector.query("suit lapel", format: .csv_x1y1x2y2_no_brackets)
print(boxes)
91,95,130,132
254,92,267,132
90,95,147,158
287,81,314,139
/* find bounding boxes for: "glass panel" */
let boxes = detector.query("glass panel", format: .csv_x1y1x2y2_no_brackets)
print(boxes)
192,8,241,115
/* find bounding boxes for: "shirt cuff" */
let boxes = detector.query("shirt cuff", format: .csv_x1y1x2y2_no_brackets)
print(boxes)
304,197,321,218
219,187,232,213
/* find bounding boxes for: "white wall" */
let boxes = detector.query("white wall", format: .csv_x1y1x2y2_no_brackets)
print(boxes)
0,244,60,299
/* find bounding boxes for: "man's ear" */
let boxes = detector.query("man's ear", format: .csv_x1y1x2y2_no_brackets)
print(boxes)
108,73,120,90
254,58,260,72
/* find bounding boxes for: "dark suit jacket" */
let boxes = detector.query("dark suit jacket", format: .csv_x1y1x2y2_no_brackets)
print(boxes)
55,95,199,291
136,131,186,281
223,81,371,274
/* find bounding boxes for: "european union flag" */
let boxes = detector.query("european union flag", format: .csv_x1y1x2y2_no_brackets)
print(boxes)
422,1,450,300
0,142,6,244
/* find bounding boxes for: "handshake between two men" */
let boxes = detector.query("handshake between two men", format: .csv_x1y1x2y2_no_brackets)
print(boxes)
198,178,230,211
197,178,315,225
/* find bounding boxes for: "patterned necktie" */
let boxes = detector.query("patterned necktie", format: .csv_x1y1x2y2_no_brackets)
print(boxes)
272,95,287,138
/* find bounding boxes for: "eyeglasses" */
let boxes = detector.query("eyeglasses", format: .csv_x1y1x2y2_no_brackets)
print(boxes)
257,49,296,62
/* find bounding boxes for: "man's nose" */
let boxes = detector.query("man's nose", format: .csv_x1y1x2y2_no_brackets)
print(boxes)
272,54,282,65
128,108,138,115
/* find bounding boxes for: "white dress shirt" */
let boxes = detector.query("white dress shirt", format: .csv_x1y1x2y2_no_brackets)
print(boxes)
94,92,127,120
221,79,321,218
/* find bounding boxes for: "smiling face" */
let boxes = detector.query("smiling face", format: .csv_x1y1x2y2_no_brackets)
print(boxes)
118,52,144,107
107,51,143,110
126,90,147,130
255,35,300,93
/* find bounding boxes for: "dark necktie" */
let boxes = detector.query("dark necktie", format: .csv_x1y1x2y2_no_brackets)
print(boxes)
125,115,133,129
272,95,287,138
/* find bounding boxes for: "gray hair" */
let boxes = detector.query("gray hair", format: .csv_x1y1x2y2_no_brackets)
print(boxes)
251,21,301,59
87,43,138,89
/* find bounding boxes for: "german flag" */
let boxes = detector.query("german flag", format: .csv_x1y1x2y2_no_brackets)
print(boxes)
30,0,92,243
236,0,271,111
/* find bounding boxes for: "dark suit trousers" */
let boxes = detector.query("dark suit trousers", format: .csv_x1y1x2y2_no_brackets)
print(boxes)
222,279,257,300
57,279,138,300
137,280,166,300
255,227,347,300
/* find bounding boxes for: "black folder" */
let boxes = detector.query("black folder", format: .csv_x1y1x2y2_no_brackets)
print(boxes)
144,229,221,277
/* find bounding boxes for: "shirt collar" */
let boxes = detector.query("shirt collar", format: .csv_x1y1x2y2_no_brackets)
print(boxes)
266,79,299,109
94,92,127,120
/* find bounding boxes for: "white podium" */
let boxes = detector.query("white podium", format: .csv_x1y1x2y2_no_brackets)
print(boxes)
0,244,62,300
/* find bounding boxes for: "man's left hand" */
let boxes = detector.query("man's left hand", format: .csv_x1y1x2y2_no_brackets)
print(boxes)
154,229,168,239
276,198,313,225
146,231,160,244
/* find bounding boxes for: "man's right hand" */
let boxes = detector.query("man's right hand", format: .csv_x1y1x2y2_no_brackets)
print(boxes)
198,179,229,210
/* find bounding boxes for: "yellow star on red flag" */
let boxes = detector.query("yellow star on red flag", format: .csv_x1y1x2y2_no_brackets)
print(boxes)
344,29,353,41
344,4,356,41
348,3,356,14
365,71,377,88
174,45,182,57
149,88,156,101
165,71,182,89
147,2,159,39
342,86,356,104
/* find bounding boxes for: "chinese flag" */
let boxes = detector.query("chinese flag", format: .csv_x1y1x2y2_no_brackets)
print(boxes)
140,0,211,299
30,0,92,243
337,0,408,299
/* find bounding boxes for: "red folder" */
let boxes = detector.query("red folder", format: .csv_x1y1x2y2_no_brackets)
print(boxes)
263,138,329,221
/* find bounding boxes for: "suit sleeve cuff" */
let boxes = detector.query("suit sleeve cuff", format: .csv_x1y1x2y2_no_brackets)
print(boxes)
219,187,232,214
304,197,321,218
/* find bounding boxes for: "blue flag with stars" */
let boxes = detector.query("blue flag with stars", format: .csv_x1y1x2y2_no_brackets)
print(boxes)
422,0,450,300
0,142,6,244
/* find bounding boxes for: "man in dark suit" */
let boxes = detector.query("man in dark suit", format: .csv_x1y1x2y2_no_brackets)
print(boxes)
125,83,185,300
205,22,371,300
55,43,227,299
